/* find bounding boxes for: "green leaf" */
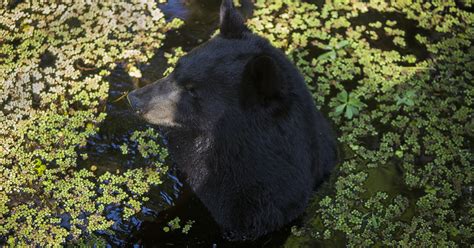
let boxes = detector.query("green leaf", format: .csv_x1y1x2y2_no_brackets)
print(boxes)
351,105,359,116
322,45,333,50
337,90,348,103
7,237,15,246
395,150,404,158
345,105,355,119
335,40,350,49
318,50,336,60
425,186,437,195
405,90,416,99
33,158,46,175
348,96,363,107
335,104,346,114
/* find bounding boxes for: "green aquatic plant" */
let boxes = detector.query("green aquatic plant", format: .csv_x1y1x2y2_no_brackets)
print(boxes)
1,0,472,246
395,89,416,107
33,158,47,176
0,1,182,246
163,217,195,234
332,90,365,119
248,0,473,247
318,40,350,61
163,47,186,76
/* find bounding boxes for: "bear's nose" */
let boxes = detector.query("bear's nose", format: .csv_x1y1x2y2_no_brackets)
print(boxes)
127,90,145,115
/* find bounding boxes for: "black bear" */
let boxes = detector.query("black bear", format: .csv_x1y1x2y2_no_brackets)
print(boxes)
128,0,337,241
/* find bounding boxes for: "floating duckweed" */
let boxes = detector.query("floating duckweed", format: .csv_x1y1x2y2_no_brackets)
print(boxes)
163,217,195,235
248,0,473,246
0,1,182,246
163,47,187,76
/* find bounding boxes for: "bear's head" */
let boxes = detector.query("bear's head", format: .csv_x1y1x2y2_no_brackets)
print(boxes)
128,0,300,132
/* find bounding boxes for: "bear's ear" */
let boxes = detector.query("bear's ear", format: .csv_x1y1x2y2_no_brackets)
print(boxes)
220,0,248,39
240,55,284,108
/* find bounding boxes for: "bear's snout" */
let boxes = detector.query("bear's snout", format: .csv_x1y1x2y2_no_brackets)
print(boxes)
127,80,183,127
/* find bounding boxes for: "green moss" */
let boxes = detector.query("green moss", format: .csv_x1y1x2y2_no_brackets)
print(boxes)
0,1,182,246
248,0,473,246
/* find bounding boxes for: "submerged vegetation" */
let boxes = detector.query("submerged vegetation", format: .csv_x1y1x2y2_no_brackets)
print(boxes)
0,0,472,246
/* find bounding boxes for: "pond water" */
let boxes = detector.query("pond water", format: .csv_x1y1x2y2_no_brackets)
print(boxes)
77,1,436,247
78,0,292,247
1,0,471,247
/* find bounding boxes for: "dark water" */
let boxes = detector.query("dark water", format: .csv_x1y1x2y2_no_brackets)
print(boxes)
79,0,293,247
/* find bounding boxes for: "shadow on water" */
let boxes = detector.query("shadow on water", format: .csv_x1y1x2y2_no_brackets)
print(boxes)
78,0,293,247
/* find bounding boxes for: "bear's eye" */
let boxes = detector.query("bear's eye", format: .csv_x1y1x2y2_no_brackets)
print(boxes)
185,85,198,98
